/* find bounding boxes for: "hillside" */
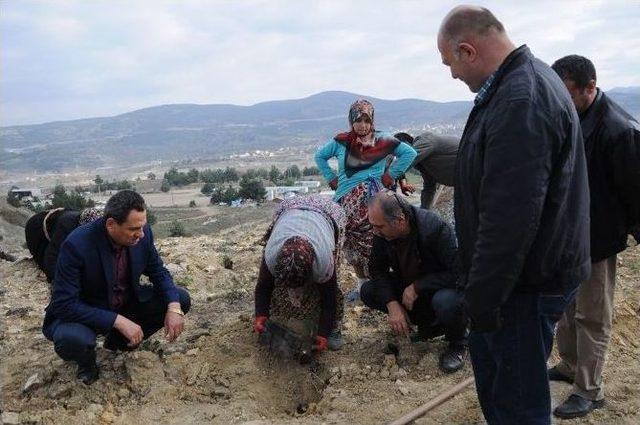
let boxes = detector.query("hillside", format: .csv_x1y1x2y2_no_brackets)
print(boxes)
0,91,471,173
0,196,639,424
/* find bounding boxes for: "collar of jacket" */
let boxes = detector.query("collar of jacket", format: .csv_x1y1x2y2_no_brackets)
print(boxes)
472,44,530,108
580,88,604,140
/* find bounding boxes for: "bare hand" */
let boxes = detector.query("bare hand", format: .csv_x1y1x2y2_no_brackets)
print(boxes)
387,301,410,336
114,315,144,347
400,180,415,196
402,284,419,311
164,302,185,342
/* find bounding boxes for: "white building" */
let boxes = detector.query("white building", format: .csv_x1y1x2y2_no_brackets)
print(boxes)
294,180,321,188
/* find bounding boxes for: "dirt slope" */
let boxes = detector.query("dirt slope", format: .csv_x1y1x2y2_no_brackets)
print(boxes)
1,212,638,425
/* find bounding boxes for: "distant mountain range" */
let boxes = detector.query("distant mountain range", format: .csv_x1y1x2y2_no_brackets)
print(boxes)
1,88,638,173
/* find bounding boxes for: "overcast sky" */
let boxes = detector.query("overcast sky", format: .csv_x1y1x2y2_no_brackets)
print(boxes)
1,0,639,126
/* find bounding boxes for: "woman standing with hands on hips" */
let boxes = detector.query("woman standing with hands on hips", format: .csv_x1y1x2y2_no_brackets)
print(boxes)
315,99,416,300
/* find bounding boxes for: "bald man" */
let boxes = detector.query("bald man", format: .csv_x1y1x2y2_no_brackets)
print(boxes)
437,6,590,424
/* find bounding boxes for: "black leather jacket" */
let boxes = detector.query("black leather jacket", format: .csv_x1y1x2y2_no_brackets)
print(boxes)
454,46,591,329
581,90,640,261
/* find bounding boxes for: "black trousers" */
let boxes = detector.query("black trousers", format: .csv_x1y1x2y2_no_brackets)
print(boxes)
44,287,191,365
361,280,466,345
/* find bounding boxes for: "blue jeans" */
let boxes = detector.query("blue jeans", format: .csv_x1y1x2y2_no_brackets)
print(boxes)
469,286,576,425
44,287,191,365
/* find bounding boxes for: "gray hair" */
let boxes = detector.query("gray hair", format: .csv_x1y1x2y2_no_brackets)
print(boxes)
369,190,411,223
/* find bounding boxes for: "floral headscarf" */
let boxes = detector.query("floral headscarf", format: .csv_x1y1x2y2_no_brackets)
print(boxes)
273,236,315,307
79,207,103,225
334,99,399,177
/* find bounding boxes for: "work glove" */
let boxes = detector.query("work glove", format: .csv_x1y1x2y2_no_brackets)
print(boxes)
399,180,415,196
253,315,268,333
328,177,338,190
381,172,395,189
313,336,328,352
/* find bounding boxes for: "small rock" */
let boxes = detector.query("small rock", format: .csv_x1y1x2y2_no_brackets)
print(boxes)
391,368,408,380
101,410,116,423
1,412,20,425
398,386,409,396
383,354,396,368
380,369,390,379
5,306,31,317
186,348,199,356
117,388,130,398
23,373,43,393
329,374,340,384
212,385,231,398
48,384,73,399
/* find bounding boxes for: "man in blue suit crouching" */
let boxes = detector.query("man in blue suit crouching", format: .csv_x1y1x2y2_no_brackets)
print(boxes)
43,190,191,384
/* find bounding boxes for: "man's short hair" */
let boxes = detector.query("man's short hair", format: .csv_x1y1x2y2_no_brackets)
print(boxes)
551,55,597,90
370,190,412,223
441,7,505,45
394,132,414,145
104,190,146,224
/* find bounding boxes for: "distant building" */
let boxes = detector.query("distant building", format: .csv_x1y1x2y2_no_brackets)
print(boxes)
294,180,321,189
10,188,42,199
265,185,310,201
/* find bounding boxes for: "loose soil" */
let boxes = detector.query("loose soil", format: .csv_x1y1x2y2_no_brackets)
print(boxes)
1,202,638,424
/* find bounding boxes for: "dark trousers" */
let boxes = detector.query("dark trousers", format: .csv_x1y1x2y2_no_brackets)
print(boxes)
44,287,191,366
469,286,578,425
360,281,467,345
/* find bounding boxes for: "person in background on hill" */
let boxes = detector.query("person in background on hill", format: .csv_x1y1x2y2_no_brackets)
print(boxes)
25,207,103,283
361,191,466,372
437,6,591,424
393,132,460,209
42,190,190,385
548,55,640,419
254,195,347,351
315,100,416,302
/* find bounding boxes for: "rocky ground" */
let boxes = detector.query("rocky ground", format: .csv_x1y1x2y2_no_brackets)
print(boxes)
1,199,639,425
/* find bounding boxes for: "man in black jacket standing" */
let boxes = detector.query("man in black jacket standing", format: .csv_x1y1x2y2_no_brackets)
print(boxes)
549,55,640,419
437,6,591,424
361,190,466,373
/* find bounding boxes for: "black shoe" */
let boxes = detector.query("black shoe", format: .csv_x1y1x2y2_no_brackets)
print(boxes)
548,366,574,384
76,358,99,385
553,394,605,419
438,344,465,373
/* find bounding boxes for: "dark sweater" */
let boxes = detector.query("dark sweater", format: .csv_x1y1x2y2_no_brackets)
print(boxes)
254,257,337,337
368,207,458,305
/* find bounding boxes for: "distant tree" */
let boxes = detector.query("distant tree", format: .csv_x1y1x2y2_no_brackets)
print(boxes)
115,180,132,190
210,186,239,204
160,180,170,192
189,200,197,207
147,172,156,180
269,165,281,183
94,175,104,192
164,167,189,186
239,177,266,201
51,185,95,210
284,165,302,179
169,220,186,237
223,167,239,182
187,168,200,184
6,186,21,207
201,182,215,195
282,177,296,187
302,166,320,176
146,208,157,226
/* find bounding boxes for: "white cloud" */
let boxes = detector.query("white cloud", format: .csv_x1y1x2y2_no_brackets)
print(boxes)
1,0,639,125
